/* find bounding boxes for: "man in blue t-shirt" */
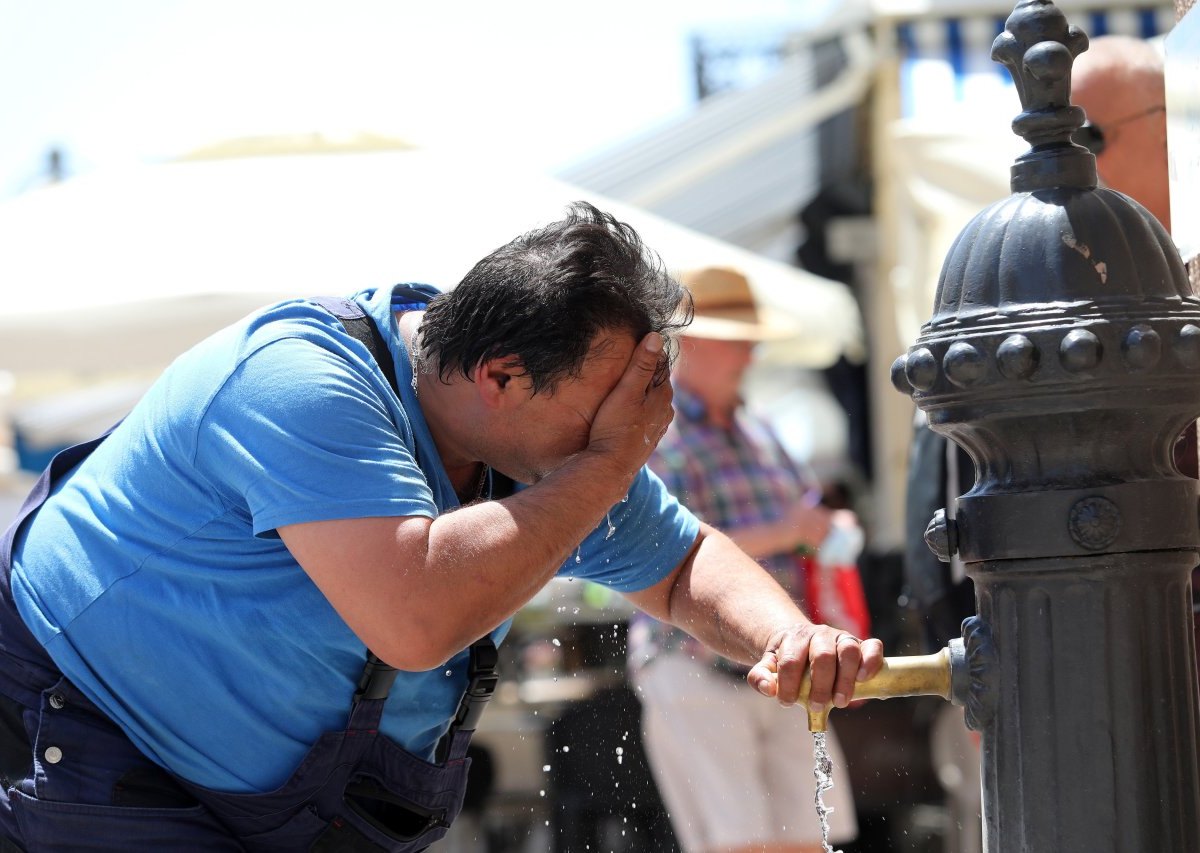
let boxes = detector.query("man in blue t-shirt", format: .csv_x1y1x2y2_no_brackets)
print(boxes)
0,202,883,850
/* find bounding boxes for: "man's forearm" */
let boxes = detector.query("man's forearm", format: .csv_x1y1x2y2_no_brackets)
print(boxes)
647,522,883,709
419,452,636,650
283,331,675,671
280,452,637,671
663,523,813,666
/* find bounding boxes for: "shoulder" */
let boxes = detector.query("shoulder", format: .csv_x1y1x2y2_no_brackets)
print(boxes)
175,299,406,450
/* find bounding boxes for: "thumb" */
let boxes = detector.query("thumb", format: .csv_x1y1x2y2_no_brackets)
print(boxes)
614,332,665,394
747,649,780,698
635,332,664,374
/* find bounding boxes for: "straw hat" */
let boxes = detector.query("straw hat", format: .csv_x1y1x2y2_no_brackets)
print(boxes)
678,266,800,342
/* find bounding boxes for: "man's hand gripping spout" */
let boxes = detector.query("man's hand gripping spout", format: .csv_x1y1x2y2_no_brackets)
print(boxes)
748,623,885,713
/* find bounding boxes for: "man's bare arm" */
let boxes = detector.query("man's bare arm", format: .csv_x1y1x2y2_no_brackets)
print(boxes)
278,333,672,671
624,522,884,710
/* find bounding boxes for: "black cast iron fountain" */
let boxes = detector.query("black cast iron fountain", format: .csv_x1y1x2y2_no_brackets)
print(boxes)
797,1,1200,849
886,1,1200,848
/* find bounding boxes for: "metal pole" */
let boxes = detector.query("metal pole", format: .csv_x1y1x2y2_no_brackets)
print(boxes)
891,1,1200,849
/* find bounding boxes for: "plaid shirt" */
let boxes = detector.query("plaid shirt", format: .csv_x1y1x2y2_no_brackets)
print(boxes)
627,384,814,672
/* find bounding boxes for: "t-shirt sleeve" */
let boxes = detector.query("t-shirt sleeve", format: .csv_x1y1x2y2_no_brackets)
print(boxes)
194,335,436,536
561,466,700,593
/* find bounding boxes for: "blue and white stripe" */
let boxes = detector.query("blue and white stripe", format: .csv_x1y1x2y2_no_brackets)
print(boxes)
895,5,1176,118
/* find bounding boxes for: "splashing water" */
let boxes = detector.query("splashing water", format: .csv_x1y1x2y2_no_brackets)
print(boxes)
605,512,617,540
813,732,843,853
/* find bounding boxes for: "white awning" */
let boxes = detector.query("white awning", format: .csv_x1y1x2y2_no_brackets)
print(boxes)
0,147,864,377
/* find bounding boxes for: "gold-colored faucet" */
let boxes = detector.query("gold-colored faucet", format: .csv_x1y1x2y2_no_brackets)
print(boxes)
799,645,960,732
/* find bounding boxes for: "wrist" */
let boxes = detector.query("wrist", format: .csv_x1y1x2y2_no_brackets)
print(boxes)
558,450,639,507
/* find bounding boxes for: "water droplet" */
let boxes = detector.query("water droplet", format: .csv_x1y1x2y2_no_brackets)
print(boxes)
562,746,570,753
543,764,551,772
539,789,546,797
552,638,561,647
445,670,452,676
605,512,617,540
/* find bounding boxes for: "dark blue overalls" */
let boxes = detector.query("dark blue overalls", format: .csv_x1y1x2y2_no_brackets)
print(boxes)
0,294,496,851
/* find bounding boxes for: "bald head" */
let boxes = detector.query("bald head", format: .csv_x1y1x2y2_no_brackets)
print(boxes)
1071,35,1170,229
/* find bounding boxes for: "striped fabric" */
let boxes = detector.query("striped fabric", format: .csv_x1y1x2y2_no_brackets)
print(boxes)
894,4,1176,118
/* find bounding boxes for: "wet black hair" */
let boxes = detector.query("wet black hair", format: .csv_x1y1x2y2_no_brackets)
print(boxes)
417,201,691,395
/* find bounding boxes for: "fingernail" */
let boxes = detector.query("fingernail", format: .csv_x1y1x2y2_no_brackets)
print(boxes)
645,332,663,354
808,700,829,714
834,692,847,708
756,681,771,697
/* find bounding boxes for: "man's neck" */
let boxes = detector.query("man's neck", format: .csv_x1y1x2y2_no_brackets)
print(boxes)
398,311,485,496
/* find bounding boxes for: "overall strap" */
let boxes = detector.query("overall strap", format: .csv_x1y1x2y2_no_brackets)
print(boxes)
2,427,118,571
437,636,499,762
310,295,405,712
308,296,400,396
0,426,120,708
311,290,502,753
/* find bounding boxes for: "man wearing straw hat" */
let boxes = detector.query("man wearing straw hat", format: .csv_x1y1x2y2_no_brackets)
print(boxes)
629,266,861,853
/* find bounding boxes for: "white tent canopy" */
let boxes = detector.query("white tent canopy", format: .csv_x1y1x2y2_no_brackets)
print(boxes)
0,147,863,377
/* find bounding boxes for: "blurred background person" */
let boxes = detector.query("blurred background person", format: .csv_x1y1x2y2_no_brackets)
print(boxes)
627,266,866,853
1071,34,1170,231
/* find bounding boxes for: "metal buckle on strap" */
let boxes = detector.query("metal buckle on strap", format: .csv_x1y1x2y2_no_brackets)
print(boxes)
451,640,499,734
353,654,398,705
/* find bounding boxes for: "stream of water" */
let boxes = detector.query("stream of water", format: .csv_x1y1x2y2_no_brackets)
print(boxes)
812,731,843,853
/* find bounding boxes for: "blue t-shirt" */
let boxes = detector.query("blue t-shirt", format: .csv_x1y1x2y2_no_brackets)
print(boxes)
10,285,699,794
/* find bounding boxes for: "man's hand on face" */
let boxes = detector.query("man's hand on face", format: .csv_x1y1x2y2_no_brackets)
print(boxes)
747,623,885,711
584,332,674,480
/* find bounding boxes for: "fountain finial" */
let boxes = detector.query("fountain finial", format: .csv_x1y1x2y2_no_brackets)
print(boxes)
991,0,1096,191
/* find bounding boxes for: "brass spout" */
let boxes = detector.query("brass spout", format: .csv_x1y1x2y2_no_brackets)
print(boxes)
799,644,963,732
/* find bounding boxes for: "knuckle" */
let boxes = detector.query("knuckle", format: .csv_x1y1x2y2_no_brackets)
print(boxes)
776,649,803,668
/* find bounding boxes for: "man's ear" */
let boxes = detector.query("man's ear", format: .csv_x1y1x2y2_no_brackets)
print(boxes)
472,357,524,409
